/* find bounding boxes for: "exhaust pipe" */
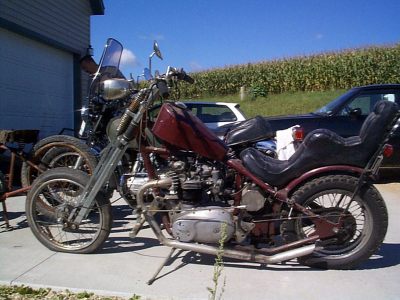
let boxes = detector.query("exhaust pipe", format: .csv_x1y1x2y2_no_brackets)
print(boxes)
136,177,173,209
163,239,315,264
137,178,316,264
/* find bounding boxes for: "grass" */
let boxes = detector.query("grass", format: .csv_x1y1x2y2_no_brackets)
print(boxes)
0,285,141,300
185,89,346,118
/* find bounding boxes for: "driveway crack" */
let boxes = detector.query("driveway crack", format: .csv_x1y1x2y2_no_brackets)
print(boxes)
11,252,58,284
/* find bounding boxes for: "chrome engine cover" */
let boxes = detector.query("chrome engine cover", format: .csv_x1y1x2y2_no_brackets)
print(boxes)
172,206,235,243
127,173,149,195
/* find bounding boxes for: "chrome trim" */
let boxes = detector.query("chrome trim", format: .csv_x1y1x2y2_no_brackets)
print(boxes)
100,79,133,100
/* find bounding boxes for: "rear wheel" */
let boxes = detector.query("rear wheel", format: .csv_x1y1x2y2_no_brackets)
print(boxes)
289,175,388,269
25,168,112,253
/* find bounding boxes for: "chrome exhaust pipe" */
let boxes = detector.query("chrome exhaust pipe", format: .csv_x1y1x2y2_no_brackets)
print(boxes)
136,177,173,209
162,238,315,264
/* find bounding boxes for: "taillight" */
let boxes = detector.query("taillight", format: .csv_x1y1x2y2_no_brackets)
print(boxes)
383,144,394,158
292,126,304,142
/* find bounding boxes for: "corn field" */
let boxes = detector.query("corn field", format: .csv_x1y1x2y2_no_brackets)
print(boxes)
180,44,400,98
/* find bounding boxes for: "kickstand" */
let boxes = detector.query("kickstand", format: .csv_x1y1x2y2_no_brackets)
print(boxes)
147,247,176,285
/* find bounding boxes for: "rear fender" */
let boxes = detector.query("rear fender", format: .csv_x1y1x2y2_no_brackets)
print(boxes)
276,165,364,199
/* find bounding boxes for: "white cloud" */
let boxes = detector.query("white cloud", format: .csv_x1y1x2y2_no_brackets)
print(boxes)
139,34,165,41
315,33,324,40
189,61,203,72
120,48,139,68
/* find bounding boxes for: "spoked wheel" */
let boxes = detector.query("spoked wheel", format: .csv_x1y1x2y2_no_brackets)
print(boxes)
26,168,112,253
47,149,92,169
21,135,97,187
290,175,388,269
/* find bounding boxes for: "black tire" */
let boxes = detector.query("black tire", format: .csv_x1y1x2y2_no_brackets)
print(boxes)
25,168,112,253
290,175,388,269
21,135,97,187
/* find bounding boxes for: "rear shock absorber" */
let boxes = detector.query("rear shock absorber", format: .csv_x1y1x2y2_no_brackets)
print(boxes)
116,89,147,136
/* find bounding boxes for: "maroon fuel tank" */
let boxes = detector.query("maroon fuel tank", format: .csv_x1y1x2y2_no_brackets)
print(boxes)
152,103,229,161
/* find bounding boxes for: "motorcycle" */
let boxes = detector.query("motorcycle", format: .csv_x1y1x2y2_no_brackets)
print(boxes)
19,43,154,205
20,40,277,207
25,38,400,280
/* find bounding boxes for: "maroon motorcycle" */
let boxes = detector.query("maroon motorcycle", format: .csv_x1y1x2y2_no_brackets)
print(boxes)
25,39,400,281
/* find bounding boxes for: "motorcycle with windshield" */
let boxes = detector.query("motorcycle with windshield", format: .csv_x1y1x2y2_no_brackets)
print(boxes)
21,41,277,208
26,39,400,281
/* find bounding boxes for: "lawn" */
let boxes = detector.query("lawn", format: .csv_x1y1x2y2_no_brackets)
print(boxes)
188,89,346,118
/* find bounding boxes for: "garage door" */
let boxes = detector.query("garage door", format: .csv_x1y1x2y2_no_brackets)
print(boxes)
0,27,74,139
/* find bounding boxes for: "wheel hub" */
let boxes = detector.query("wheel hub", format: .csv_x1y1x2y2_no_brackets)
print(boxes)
319,207,357,245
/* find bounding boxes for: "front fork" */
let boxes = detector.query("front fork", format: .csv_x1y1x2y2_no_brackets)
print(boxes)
69,141,129,224
69,97,149,225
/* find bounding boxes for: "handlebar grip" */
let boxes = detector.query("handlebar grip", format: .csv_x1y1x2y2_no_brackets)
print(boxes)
177,69,194,84
182,73,195,84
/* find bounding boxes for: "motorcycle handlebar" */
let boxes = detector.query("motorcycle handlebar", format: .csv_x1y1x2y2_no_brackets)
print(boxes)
179,71,195,84
166,67,195,84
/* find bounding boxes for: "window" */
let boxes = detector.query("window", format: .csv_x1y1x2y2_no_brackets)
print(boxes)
339,92,397,116
185,104,237,123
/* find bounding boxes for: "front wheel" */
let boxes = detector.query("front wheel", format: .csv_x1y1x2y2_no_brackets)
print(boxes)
290,175,388,269
25,168,112,253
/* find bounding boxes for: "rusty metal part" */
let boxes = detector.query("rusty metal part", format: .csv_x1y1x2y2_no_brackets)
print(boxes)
293,202,340,239
0,143,35,229
227,159,278,197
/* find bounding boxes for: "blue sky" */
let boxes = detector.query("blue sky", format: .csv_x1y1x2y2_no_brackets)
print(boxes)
91,0,399,76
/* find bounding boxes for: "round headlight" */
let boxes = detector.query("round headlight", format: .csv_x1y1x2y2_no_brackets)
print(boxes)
100,79,133,101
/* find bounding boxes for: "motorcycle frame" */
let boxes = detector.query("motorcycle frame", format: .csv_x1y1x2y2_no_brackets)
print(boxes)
137,143,348,239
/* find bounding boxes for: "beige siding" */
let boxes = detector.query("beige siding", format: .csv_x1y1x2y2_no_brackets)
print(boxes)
0,0,91,54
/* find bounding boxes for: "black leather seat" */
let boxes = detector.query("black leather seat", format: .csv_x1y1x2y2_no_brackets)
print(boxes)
241,100,399,188
225,116,275,146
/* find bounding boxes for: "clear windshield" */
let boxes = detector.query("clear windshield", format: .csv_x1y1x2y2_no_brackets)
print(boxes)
315,89,355,115
89,38,124,99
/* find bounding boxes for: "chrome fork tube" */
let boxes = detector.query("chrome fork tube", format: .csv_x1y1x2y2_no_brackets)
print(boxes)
71,89,157,225
71,141,129,224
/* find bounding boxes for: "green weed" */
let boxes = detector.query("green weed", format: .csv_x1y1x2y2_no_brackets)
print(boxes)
207,222,228,300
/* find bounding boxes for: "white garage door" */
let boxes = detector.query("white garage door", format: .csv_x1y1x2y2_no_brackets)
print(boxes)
0,27,74,139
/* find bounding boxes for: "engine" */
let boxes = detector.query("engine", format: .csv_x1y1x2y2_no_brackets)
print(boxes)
130,156,271,245
161,155,230,199
159,157,238,244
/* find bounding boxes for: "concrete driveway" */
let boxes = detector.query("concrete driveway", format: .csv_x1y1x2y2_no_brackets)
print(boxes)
1,183,399,300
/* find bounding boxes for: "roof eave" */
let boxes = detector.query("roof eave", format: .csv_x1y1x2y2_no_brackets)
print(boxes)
90,0,105,15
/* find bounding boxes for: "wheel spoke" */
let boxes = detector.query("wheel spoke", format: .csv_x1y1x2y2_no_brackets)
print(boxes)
28,174,108,252
296,189,368,255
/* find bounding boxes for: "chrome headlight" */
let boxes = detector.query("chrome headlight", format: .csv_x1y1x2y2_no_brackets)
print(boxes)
100,79,133,101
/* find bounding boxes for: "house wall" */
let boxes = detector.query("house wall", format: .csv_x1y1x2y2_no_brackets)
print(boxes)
0,0,92,54
0,0,101,137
